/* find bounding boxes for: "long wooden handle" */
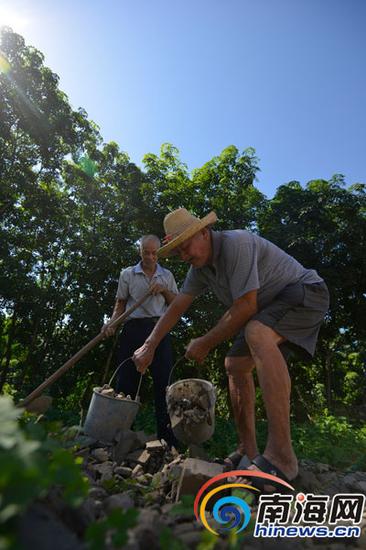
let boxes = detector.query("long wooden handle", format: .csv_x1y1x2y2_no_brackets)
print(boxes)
18,291,151,408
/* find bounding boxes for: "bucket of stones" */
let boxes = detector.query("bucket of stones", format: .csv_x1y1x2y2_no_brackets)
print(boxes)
166,378,216,444
84,384,140,442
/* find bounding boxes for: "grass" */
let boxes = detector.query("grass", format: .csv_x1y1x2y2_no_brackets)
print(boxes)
135,403,366,471
206,413,366,471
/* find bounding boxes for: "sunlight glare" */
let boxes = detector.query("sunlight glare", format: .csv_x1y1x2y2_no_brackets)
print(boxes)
0,51,10,73
0,6,30,32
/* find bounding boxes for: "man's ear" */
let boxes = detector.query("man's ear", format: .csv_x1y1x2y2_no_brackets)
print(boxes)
202,227,210,240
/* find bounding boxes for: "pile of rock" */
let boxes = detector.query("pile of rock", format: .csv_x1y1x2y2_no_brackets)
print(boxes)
18,428,366,549
167,394,212,426
94,384,139,402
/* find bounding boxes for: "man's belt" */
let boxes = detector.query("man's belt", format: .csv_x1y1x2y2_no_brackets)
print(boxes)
127,316,160,324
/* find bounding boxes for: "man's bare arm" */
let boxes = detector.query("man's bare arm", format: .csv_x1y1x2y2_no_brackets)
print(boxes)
160,288,178,305
133,293,194,373
101,298,127,337
185,289,258,362
149,281,177,305
205,289,257,347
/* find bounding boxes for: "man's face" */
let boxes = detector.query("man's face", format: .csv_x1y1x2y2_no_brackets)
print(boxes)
140,239,159,268
175,229,212,268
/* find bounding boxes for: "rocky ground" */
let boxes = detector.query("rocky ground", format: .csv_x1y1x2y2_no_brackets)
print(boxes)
17,429,366,550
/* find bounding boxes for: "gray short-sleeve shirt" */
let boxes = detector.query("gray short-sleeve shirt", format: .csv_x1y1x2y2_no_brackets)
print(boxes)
116,262,178,319
181,230,323,308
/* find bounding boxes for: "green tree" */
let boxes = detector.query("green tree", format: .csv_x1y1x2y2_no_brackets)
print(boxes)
257,176,366,412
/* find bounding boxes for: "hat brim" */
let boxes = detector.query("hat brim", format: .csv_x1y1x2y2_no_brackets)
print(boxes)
157,211,218,258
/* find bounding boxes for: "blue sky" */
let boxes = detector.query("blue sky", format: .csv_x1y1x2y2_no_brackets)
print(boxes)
1,0,365,197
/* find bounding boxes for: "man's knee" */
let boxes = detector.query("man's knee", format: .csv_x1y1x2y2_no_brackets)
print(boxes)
225,355,255,376
244,320,284,352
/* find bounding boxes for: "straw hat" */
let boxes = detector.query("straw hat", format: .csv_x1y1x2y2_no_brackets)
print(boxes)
158,208,218,257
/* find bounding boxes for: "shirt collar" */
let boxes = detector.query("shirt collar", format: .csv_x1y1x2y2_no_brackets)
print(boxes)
134,261,163,275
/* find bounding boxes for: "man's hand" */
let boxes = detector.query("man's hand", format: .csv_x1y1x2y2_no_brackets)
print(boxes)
185,336,211,364
150,282,177,305
133,341,156,374
149,281,165,295
101,321,116,338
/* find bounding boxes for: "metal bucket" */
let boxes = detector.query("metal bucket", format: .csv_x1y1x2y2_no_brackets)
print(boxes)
166,378,216,444
84,389,140,442
84,357,142,442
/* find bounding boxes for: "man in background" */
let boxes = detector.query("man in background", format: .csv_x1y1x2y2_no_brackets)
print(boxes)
102,234,178,447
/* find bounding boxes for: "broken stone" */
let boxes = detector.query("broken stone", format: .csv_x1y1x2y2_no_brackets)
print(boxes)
93,461,114,481
126,449,145,464
176,458,224,502
104,493,135,512
313,462,331,473
161,458,183,482
317,471,338,487
294,469,322,492
173,522,200,536
114,466,133,478
166,381,215,442
146,440,164,453
358,480,366,493
79,497,101,522
144,490,162,506
135,431,157,447
100,388,115,397
91,448,109,462
93,500,104,520
173,521,203,547
83,465,98,483
342,473,366,493
132,464,144,478
17,501,85,550
128,509,162,548
136,449,151,466
135,474,150,486
88,486,108,500
169,446,180,459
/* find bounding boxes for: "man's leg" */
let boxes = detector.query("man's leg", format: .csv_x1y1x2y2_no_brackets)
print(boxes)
245,320,298,480
115,323,140,396
225,356,259,460
150,334,178,447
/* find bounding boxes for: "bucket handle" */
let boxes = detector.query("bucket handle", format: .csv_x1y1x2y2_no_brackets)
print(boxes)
108,357,143,402
167,354,192,387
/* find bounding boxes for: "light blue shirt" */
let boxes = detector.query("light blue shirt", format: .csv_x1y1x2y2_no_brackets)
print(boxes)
116,261,178,319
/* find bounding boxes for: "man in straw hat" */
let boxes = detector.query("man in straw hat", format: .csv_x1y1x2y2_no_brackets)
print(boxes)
133,209,329,490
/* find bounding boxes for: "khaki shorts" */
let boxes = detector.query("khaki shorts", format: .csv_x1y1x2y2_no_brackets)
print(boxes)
226,281,329,360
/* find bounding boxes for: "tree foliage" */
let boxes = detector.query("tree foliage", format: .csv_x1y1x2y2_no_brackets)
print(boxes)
1,28,365,422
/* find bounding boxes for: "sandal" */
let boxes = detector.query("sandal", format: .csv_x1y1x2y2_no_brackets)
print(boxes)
214,451,252,471
243,454,294,495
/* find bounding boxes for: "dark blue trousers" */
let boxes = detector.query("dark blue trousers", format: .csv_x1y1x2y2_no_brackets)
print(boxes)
115,318,177,447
